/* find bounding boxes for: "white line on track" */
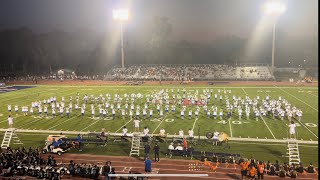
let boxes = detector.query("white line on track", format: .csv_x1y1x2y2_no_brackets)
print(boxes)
275,86,318,112
48,115,79,130
260,115,276,139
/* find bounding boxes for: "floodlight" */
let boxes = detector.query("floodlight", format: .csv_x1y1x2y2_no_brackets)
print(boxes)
113,9,129,21
264,1,286,16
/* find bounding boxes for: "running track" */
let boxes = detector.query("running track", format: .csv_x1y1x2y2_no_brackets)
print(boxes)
40,153,318,180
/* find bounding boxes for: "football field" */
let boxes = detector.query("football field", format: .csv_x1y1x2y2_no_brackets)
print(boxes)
0,85,318,141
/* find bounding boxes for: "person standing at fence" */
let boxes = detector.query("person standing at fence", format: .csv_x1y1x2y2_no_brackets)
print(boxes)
153,143,160,162
76,134,83,151
144,143,151,160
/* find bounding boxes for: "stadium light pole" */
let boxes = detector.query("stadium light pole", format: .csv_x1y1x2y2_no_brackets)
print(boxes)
264,1,286,76
113,9,129,69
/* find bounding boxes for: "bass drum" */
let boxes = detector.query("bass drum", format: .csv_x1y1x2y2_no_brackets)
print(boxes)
206,132,213,139
218,132,229,142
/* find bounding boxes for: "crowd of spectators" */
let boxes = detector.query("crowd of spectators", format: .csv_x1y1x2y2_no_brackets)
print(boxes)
239,66,273,80
238,158,317,179
0,146,317,179
0,147,114,179
110,64,240,81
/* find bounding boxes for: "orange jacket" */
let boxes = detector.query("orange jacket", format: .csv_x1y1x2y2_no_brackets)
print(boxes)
257,164,265,174
240,162,249,170
249,166,256,176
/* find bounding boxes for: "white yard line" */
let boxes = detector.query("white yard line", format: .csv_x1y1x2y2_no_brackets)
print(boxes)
260,115,276,139
115,119,133,133
48,115,79,130
297,87,318,98
152,118,166,134
80,120,101,132
17,118,41,129
292,117,318,139
228,118,233,137
275,86,318,112
299,122,318,139
228,141,317,148
241,87,247,95
191,118,198,131
0,114,22,124
152,97,180,134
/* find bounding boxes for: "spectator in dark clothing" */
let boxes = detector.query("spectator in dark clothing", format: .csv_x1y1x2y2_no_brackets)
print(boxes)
153,143,160,162
268,164,276,175
274,160,280,172
212,154,218,163
50,156,56,167
110,167,116,179
296,163,304,173
188,146,194,159
103,161,112,180
307,163,315,173
69,160,75,177
144,143,151,160
77,134,83,151
145,157,152,172
278,167,286,178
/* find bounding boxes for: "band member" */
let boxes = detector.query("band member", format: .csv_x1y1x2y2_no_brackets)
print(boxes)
188,128,194,143
289,121,296,139
213,130,219,146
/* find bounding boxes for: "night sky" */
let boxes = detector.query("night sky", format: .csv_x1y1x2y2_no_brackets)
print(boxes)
0,0,317,42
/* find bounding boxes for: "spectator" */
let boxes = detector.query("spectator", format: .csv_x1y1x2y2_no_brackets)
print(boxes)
278,167,286,178
257,161,265,180
268,164,276,176
69,160,75,177
274,160,280,173
103,161,112,180
188,146,194,159
153,143,160,162
306,163,315,173
248,165,256,180
212,154,218,163
167,142,174,158
77,134,83,151
175,144,183,151
144,143,151,160
110,167,116,179
145,157,152,173
296,163,304,173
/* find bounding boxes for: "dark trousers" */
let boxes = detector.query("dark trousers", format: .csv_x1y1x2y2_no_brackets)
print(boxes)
154,153,159,161
258,172,264,179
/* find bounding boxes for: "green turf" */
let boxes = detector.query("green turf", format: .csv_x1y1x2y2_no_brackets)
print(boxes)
0,85,318,165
